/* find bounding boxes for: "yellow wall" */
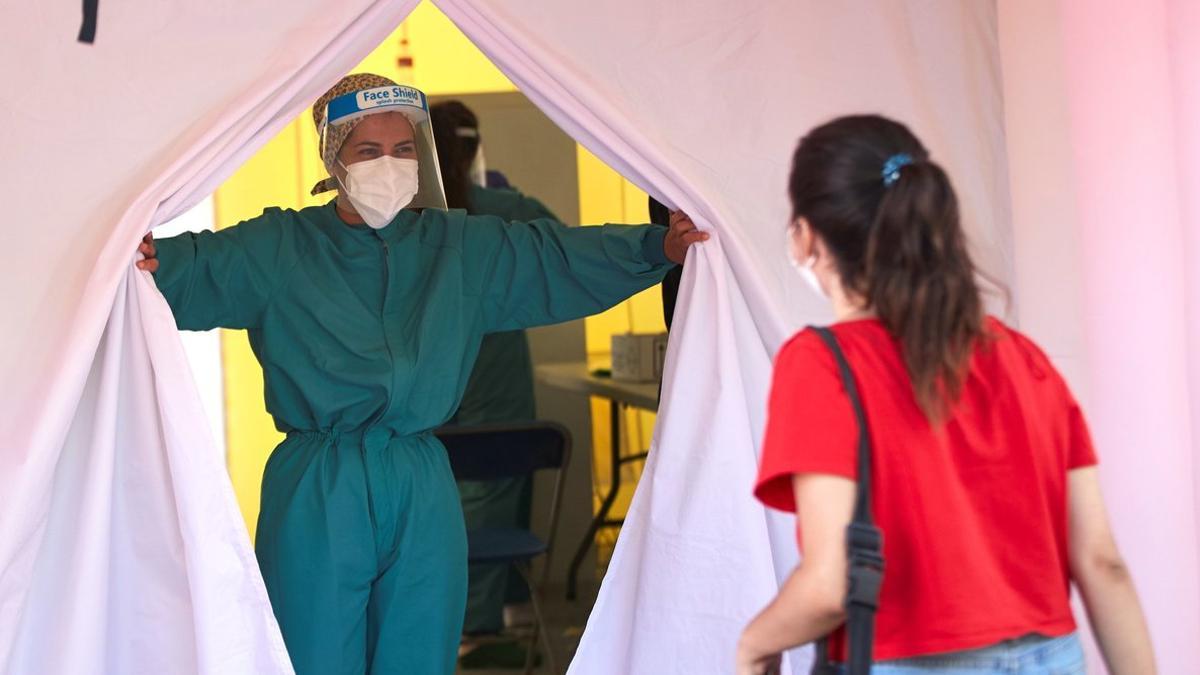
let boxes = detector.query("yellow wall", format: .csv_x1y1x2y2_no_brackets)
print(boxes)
575,147,666,557
215,1,664,542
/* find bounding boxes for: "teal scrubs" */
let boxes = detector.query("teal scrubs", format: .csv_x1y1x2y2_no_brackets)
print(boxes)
153,203,671,675
452,186,557,635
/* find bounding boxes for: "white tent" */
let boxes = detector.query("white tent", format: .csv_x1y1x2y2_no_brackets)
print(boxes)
2,1,1197,673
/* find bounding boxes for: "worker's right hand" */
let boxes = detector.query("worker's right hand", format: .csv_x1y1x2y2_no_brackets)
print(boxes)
136,233,158,273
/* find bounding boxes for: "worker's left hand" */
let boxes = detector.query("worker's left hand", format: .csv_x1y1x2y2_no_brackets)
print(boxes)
664,210,709,265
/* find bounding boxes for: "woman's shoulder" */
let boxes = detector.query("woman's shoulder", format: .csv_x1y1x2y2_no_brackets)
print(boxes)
412,206,479,249
255,203,339,251
470,185,559,222
967,317,1087,418
774,327,842,381
234,202,333,229
777,327,823,356
978,316,1057,376
219,205,307,245
781,319,895,365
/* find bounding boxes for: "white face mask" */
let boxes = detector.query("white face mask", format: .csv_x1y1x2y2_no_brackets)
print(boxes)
796,257,826,298
786,224,827,298
337,156,420,229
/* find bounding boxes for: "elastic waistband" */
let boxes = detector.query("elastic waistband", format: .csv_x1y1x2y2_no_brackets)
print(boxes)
286,427,435,451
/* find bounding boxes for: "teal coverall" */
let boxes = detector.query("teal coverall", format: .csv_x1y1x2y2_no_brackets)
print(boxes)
153,202,671,674
453,185,557,636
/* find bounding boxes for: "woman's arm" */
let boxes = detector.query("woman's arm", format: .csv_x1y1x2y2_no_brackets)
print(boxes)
138,210,299,331
737,473,854,674
467,211,705,332
1068,467,1155,674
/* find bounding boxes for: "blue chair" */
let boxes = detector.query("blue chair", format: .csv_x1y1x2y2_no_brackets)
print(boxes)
437,422,572,675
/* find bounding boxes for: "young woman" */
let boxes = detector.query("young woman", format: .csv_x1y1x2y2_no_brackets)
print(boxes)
738,115,1154,674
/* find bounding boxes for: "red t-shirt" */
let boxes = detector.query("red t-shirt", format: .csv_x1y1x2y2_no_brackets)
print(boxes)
754,317,1097,661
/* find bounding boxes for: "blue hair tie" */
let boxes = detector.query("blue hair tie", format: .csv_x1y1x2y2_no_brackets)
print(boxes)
882,153,914,187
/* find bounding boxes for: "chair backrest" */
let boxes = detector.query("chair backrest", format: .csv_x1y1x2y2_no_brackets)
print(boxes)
435,421,571,482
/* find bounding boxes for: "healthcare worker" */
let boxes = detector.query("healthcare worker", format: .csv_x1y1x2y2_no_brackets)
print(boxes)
136,73,707,675
429,100,548,669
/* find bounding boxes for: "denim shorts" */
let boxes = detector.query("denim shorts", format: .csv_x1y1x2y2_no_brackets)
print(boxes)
835,633,1085,674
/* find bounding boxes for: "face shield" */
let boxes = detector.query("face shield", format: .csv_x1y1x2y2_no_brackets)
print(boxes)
313,84,448,211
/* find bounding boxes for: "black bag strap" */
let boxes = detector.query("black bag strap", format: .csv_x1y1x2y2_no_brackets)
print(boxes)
809,327,885,675
79,0,99,43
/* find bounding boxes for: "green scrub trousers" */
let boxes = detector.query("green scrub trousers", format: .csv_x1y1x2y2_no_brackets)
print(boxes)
153,202,671,674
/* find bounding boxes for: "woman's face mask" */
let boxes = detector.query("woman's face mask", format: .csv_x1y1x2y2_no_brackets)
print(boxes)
337,156,420,229
787,219,827,298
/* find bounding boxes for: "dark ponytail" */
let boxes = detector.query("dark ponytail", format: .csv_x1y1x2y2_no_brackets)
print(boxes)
867,160,982,419
788,115,984,421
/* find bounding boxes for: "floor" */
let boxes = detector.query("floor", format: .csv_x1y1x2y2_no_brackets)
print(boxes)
456,581,600,675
